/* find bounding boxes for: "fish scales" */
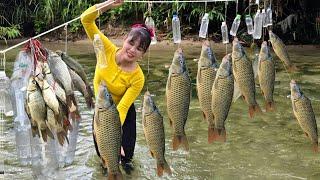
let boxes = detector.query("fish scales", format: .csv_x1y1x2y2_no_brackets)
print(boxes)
167,72,191,136
258,42,275,111
94,108,121,174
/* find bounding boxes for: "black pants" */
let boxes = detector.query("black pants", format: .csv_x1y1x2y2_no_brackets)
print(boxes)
93,104,136,163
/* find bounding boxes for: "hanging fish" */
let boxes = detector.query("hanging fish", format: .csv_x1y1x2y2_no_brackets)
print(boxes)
93,81,122,179
258,41,276,112
142,91,171,177
210,54,234,142
269,30,298,72
166,48,191,151
196,40,219,142
290,80,318,152
232,38,262,118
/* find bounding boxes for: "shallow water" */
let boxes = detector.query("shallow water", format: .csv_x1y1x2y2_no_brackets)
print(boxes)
1,40,320,179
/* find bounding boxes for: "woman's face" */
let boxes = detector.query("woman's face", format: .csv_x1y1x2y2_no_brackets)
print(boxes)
121,37,145,62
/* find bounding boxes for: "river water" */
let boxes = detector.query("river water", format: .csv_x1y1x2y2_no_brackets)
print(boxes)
1,40,320,179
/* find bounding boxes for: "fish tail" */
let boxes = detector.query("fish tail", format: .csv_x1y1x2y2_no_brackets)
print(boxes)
211,128,226,142
265,101,276,112
85,95,95,109
172,134,189,151
46,126,55,140
157,159,172,177
313,143,319,153
208,126,215,144
57,130,68,146
63,118,73,132
249,103,262,118
107,172,123,180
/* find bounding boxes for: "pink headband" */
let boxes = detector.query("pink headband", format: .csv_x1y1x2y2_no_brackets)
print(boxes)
131,23,154,38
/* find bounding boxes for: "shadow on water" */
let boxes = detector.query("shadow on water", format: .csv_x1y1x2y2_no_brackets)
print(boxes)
2,40,320,179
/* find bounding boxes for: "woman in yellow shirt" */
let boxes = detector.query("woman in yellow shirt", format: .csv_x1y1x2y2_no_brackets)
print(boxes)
81,0,152,173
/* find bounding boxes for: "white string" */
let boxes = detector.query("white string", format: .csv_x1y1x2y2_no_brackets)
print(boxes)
0,53,5,71
125,0,235,2
64,24,68,54
0,0,235,54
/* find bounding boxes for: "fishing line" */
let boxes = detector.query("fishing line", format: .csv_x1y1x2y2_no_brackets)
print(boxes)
0,52,5,71
224,1,228,55
64,24,68,54
146,2,152,92
204,1,209,40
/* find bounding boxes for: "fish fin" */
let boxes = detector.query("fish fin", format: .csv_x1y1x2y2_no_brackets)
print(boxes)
86,85,95,102
208,126,215,144
70,109,81,121
249,104,262,118
211,128,226,142
304,132,309,138
167,76,172,90
197,70,202,84
41,129,48,142
150,151,155,158
57,130,68,146
173,134,189,151
63,118,73,132
156,163,164,177
85,96,95,109
201,111,207,122
46,126,55,140
288,65,299,72
168,117,173,127
313,143,319,153
232,81,242,102
265,101,276,112
107,172,123,180
31,126,39,137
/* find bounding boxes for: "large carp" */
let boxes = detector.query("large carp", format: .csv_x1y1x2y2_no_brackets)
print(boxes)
196,40,219,135
232,38,261,118
93,81,122,179
142,91,171,177
258,41,276,112
166,48,191,151
210,54,234,142
290,80,318,152
269,30,298,72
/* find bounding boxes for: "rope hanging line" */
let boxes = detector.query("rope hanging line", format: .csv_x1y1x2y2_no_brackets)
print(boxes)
0,0,235,54
125,0,235,2
64,24,68,54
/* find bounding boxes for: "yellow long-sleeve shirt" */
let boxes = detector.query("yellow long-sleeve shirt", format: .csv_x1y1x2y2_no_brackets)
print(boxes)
81,6,145,125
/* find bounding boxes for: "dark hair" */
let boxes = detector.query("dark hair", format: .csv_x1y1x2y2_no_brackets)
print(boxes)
127,24,152,52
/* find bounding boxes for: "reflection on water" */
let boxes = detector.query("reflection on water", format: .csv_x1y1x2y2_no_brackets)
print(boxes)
2,41,320,179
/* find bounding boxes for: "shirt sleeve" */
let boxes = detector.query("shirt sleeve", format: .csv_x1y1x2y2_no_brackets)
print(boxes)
117,72,145,125
80,5,116,52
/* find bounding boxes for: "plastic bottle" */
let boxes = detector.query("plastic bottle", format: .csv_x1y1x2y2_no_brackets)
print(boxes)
253,10,262,39
266,7,273,26
93,34,107,68
262,9,267,27
221,21,229,44
230,14,241,37
145,16,157,45
14,89,32,165
199,13,209,38
245,15,254,35
0,71,13,116
172,13,181,43
65,119,80,165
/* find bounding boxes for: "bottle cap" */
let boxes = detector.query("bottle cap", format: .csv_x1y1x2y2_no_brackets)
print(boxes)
222,21,226,26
